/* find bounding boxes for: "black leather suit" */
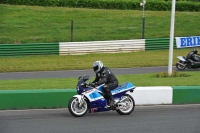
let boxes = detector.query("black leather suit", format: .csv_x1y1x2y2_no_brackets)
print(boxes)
186,51,199,64
92,66,118,102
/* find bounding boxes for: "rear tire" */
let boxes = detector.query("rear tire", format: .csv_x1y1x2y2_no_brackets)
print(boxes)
68,97,88,117
176,62,186,70
116,94,135,115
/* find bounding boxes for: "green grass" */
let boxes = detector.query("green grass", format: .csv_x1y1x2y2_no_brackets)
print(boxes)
0,46,199,90
1,48,199,90
0,4,200,44
0,48,194,72
0,49,200,90
0,72,199,90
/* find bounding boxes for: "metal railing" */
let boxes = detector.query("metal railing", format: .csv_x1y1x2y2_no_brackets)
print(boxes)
59,39,145,55
0,43,59,57
145,38,176,50
0,38,180,57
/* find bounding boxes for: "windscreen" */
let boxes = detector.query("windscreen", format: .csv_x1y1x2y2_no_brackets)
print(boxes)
78,75,90,85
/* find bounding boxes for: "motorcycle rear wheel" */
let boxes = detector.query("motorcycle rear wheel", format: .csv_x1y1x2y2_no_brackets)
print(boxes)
176,62,186,70
68,97,88,117
116,94,135,115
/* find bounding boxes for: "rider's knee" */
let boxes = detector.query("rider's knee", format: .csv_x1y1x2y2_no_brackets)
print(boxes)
103,85,110,93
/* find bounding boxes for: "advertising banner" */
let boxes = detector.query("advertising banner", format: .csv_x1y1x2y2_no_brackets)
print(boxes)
175,36,200,48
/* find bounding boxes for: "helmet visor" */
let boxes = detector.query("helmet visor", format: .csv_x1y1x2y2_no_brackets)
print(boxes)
93,66,99,73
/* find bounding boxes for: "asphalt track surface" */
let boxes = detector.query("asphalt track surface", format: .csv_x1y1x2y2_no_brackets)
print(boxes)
1,66,197,80
0,104,200,133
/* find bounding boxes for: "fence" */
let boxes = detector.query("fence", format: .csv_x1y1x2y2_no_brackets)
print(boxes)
59,39,145,55
0,43,59,57
145,38,177,50
0,38,178,57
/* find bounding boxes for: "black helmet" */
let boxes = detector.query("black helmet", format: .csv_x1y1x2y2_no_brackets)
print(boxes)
193,48,198,54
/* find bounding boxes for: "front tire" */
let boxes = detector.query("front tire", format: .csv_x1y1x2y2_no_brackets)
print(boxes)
68,97,88,117
116,94,135,115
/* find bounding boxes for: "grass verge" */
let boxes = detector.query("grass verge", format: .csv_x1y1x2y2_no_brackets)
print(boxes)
0,48,195,72
0,72,199,90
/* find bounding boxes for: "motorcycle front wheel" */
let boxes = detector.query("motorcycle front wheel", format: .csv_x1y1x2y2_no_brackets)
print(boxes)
116,94,135,115
176,62,186,70
68,97,88,117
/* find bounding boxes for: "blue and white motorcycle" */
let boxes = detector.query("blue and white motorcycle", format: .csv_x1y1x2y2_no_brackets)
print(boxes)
68,75,136,117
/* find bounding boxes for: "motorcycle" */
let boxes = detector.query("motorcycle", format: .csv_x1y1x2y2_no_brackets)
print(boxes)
176,55,200,70
68,75,136,117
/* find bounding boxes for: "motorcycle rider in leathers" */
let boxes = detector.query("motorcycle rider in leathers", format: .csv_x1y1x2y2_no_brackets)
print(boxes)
186,48,200,65
90,61,118,107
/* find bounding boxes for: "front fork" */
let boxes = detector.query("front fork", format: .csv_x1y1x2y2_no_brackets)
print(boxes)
73,95,85,108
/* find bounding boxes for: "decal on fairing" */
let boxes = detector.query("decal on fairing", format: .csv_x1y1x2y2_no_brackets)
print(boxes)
85,89,93,94
91,107,98,113
83,89,104,102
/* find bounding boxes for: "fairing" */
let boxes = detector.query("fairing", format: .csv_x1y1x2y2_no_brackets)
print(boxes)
177,56,186,61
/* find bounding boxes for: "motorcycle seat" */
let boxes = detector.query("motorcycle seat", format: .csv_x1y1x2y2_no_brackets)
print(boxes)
115,82,128,89
110,82,130,94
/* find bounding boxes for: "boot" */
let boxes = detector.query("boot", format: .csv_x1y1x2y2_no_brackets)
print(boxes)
107,93,115,106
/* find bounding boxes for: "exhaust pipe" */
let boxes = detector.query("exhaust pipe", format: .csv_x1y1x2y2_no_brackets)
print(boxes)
177,62,186,67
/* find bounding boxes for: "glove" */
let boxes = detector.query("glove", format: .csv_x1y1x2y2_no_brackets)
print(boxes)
89,82,96,87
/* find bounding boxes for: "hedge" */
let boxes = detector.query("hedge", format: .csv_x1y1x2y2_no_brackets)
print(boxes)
1,0,200,11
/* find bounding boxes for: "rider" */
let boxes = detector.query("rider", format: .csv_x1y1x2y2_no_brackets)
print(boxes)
90,60,118,107
186,48,200,65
